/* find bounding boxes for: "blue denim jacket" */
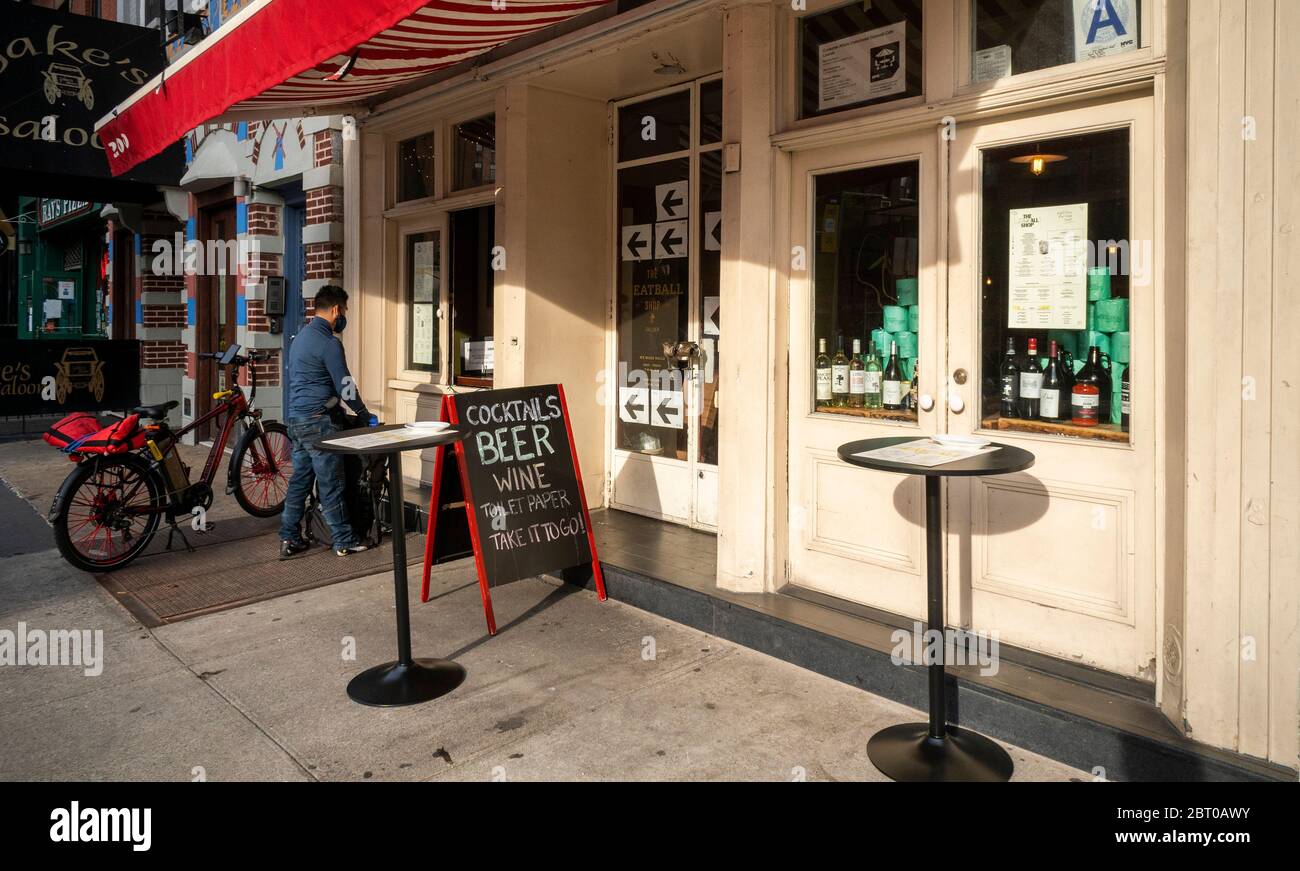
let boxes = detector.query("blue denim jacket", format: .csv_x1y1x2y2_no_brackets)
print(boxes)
286,316,368,421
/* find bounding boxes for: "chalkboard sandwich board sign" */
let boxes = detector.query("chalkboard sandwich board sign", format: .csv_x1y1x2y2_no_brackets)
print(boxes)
419,385,607,634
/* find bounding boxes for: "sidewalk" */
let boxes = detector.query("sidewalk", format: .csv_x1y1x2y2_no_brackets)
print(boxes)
0,440,1087,781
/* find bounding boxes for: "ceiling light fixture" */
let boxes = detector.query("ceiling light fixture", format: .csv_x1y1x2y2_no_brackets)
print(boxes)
1010,149,1067,176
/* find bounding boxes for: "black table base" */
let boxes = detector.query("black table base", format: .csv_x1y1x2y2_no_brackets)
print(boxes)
347,658,467,707
867,722,1014,782
317,430,470,709
837,438,1035,783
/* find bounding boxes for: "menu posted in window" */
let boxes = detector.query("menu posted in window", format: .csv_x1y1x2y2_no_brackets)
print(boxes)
1007,203,1089,330
818,22,906,112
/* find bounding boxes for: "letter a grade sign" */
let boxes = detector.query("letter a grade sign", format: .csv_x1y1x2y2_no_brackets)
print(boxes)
419,385,607,634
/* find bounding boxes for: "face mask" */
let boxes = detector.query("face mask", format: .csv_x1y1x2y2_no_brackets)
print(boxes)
332,314,347,334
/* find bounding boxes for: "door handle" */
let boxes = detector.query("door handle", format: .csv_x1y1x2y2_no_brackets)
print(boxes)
919,393,935,411
948,393,965,414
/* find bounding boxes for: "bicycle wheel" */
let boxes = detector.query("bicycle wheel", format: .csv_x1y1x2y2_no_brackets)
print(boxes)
52,452,165,573
231,421,293,517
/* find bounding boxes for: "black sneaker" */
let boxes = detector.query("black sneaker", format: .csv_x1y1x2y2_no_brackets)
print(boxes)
280,539,311,560
335,544,370,557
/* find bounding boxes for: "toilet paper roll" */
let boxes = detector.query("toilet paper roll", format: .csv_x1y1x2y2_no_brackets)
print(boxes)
872,328,892,357
882,305,908,332
908,305,920,332
900,358,914,382
1110,331,1131,364
895,278,918,307
1094,298,1129,333
1072,358,1085,375
1087,267,1112,301
1087,302,1098,330
893,330,918,358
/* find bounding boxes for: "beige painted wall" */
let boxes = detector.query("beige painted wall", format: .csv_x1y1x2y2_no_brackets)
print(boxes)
1183,0,1298,769
497,84,610,505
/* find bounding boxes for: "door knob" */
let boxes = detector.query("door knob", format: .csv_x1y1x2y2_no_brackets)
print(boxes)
919,393,935,411
948,393,965,413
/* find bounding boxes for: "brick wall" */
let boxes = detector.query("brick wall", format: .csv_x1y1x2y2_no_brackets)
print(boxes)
306,188,343,224
247,203,280,235
142,340,187,370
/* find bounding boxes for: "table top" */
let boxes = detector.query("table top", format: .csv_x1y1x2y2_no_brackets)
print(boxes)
837,436,1034,478
316,424,466,456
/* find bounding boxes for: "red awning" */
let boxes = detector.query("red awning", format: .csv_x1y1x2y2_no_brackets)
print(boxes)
95,0,610,176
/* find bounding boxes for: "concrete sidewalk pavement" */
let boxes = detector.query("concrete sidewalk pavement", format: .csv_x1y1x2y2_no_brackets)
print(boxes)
0,539,1088,781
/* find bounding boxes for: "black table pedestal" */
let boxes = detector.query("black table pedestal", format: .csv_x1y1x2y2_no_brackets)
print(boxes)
343,448,466,707
861,469,1019,782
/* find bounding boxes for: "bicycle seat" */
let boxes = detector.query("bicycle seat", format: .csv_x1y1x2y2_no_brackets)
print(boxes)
132,400,179,419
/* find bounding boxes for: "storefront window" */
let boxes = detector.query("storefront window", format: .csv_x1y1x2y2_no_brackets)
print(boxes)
699,79,722,145
812,161,920,421
800,1,922,119
979,128,1131,442
697,149,721,465
406,231,440,372
971,0,1141,83
616,156,690,458
618,90,690,162
396,132,436,202
450,206,494,386
452,115,496,190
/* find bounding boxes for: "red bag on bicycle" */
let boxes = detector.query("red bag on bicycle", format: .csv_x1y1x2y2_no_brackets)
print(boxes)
75,414,148,455
43,412,104,454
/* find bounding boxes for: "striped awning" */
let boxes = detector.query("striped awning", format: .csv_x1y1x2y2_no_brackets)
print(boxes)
95,0,610,176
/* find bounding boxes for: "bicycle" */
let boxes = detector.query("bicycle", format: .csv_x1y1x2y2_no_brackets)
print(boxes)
49,344,294,573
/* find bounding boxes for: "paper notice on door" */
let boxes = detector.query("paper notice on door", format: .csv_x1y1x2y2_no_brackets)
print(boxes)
972,44,1012,82
1007,203,1089,330
818,22,906,112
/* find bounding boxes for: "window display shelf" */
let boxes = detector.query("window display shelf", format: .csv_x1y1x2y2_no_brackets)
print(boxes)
980,415,1129,443
816,405,916,424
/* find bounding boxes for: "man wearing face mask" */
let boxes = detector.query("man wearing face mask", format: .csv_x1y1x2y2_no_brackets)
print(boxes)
279,284,371,558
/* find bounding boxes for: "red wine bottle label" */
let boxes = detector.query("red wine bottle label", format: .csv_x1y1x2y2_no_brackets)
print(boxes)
1040,389,1060,419
1072,388,1100,425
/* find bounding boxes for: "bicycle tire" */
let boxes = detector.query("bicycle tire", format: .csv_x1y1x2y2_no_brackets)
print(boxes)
52,452,165,573
231,420,293,518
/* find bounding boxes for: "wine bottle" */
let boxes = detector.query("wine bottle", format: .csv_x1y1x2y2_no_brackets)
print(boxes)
1071,346,1104,426
999,337,1019,417
1097,351,1113,422
908,360,920,412
1055,346,1075,421
1019,337,1042,418
883,342,904,410
1040,340,1063,421
815,338,831,406
848,338,866,408
831,337,850,408
865,341,883,409
1120,363,1131,433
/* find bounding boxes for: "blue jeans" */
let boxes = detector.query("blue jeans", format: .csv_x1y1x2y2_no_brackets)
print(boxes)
279,415,358,549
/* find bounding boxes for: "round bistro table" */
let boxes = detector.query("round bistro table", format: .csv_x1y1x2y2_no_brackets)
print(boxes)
837,435,1034,782
318,425,468,707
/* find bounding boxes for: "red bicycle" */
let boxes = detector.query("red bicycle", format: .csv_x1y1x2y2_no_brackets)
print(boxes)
49,344,293,572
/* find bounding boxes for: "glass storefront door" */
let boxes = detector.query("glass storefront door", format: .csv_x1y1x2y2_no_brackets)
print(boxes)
785,97,1157,679
944,97,1157,678
610,78,722,529
786,128,940,618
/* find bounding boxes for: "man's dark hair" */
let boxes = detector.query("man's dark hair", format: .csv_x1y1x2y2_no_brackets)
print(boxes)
314,285,349,312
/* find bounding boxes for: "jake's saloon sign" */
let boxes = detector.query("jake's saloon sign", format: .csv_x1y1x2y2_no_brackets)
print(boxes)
1,5,181,184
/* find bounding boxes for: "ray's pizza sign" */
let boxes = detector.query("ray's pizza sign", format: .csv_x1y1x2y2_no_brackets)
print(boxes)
0,5,181,184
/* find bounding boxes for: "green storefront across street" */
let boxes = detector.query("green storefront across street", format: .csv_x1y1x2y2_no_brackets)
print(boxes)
16,197,108,340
